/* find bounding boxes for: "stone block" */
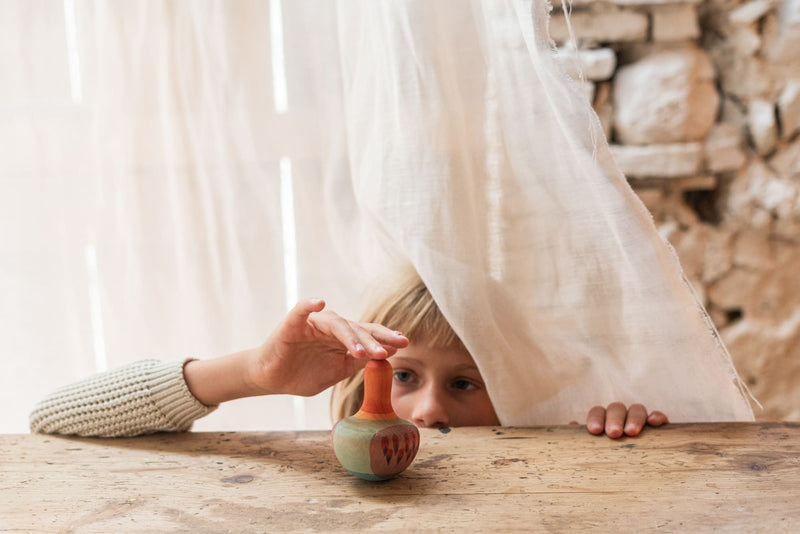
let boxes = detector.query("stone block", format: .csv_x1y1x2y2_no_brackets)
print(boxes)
707,304,730,329
729,0,779,25
734,160,800,214
652,4,700,41
725,160,800,226
747,99,778,155
720,97,748,129
773,217,800,244
748,250,800,319
762,2,800,63
750,208,774,231
613,46,719,144
633,188,665,212
557,47,617,81
630,175,716,191
702,228,734,284
707,267,762,311
673,175,718,190
670,224,707,278
733,230,774,270
730,25,762,55
628,174,719,192
719,161,778,224
778,80,800,139
704,122,748,173
722,316,799,412
714,47,774,100
663,191,701,227
773,179,800,220
768,140,800,178
548,10,648,44
611,142,703,178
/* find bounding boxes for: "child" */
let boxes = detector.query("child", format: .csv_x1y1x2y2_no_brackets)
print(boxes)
332,273,667,438
30,272,666,439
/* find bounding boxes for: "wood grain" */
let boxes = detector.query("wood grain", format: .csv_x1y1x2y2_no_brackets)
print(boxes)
1,423,798,532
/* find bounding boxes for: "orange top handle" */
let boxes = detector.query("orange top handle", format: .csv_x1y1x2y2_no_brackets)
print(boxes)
355,359,397,420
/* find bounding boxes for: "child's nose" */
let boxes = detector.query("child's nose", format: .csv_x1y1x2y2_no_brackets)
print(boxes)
410,386,450,429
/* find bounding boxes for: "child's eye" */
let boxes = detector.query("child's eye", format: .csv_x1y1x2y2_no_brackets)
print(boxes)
393,371,414,383
452,379,478,391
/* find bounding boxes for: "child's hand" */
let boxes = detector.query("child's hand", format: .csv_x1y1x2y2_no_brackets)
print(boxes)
247,299,409,397
184,299,408,406
583,402,668,438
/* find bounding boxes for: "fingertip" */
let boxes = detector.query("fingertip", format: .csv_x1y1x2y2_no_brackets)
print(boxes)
587,422,604,435
624,424,641,437
307,298,325,311
606,425,623,439
393,332,410,347
350,342,366,358
349,343,390,361
382,330,409,348
648,411,669,426
292,298,325,318
370,346,389,359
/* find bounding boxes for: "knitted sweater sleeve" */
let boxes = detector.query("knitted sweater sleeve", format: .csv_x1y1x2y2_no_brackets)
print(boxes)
29,359,217,437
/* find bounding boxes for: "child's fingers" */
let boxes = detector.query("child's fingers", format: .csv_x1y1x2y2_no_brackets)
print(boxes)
361,324,409,351
586,406,606,435
306,311,367,357
623,403,648,436
348,323,390,359
286,299,326,329
604,402,627,438
647,410,669,427
307,311,389,359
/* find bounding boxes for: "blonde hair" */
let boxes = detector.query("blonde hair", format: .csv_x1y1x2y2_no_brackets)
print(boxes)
330,271,465,423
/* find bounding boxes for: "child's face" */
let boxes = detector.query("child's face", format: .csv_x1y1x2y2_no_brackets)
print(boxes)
388,342,500,428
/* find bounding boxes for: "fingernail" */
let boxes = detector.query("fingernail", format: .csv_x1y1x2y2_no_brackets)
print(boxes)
355,343,365,353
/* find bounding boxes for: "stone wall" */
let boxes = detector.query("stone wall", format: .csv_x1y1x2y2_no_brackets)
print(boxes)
550,0,800,420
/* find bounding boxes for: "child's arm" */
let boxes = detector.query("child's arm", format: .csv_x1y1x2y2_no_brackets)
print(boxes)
29,358,215,437
584,402,668,438
30,299,407,437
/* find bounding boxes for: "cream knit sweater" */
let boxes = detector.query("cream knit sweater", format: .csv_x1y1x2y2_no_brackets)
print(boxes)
29,359,216,437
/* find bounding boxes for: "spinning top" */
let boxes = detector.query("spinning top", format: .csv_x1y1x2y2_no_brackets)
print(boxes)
332,359,420,480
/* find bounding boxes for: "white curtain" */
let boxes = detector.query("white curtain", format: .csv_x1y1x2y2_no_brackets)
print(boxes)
319,0,753,423
1,0,334,432
0,0,753,433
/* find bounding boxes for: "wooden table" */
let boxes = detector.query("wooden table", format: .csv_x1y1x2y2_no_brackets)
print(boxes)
1,423,798,532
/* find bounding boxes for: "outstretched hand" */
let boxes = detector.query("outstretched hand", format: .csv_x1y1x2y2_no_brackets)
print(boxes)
184,299,408,406
582,402,668,438
247,299,409,397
